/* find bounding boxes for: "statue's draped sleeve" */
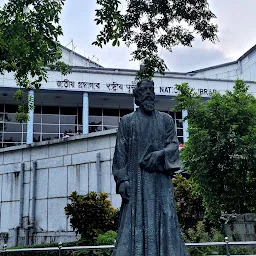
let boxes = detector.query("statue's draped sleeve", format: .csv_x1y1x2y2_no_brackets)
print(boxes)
112,117,129,193
163,113,181,174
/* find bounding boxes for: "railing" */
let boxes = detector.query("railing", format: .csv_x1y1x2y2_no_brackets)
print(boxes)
1,237,256,256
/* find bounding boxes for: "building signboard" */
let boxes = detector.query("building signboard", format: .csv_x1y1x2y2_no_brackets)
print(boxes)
55,79,219,97
1,69,256,97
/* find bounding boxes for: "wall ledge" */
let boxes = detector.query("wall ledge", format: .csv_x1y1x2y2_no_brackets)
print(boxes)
0,129,117,153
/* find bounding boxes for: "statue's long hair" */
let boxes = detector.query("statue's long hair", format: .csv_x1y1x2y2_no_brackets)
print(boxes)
133,79,155,106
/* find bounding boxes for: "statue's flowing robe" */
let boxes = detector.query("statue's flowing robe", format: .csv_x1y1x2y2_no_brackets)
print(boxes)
112,110,188,256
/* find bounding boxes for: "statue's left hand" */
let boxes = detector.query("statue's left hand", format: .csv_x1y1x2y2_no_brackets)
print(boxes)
118,181,130,201
144,150,165,172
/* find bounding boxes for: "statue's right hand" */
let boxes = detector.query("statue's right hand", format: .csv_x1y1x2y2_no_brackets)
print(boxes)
118,181,130,201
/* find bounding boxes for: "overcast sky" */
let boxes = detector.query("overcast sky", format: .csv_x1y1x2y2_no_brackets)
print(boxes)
1,0,256,72
59,0,256,72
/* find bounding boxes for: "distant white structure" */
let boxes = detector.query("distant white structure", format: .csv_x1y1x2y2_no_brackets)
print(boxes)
60,45,102,68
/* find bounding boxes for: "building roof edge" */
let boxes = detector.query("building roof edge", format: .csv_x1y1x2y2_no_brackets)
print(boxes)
61,45,103,68
188,44,256,74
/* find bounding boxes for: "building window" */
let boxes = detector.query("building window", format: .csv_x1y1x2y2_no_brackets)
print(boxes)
89,107,133,132
0,104,184,147
33,106,82,142
89,107,184,144
0,104,27,148
164,110,184,145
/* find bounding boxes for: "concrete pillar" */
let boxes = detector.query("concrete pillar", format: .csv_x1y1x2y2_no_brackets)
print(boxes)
83,92,89,134
96,153,101,194
26,90,34,144
182,110,189,143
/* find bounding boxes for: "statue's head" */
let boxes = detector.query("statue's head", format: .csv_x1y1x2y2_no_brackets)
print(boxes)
133,79,155,113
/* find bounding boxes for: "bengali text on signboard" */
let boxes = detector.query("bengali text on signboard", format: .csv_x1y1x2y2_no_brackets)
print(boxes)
56,80,217,96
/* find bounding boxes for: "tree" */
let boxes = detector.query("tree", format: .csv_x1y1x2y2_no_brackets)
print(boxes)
174,80,256,221
93,0,218,79
0,0,70,121
65,191,118,245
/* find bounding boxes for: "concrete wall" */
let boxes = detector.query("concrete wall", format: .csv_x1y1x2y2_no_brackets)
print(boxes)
240,51,256,82
0,130,119,247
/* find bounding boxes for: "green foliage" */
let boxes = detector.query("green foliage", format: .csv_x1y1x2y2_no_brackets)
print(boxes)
93,0,218,79
184,221,225,256
13,90,33,123
15,104,29,123
9,242,58,250
95,231,117,245
14,89,24,102
7,250,64,256
172,174,205,233
229,246,256,255
0,0,69,89
0,0,71,122
8,232,116,256
8,242,78,256
9,238,116,256
175,80,256,221
93,231,117,256
65,191,118,245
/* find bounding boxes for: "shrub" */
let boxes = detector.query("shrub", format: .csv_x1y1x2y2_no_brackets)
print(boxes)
65,191,118,245
8,242,75,256
70,232,117,256
93,231,117,256
229,246,256,255
172,174,205,234
183,221,225,256
95,231,117,245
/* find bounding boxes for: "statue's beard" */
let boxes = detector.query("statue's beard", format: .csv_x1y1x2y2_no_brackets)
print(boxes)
140,96,155,113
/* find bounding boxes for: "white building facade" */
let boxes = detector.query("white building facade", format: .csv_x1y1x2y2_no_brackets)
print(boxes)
1,45,256,246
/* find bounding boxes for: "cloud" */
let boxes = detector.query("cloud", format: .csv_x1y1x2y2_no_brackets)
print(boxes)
59,0,256,72
208,0,256,59
1,0,255,73
0,0,8,6
162,43,232,72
